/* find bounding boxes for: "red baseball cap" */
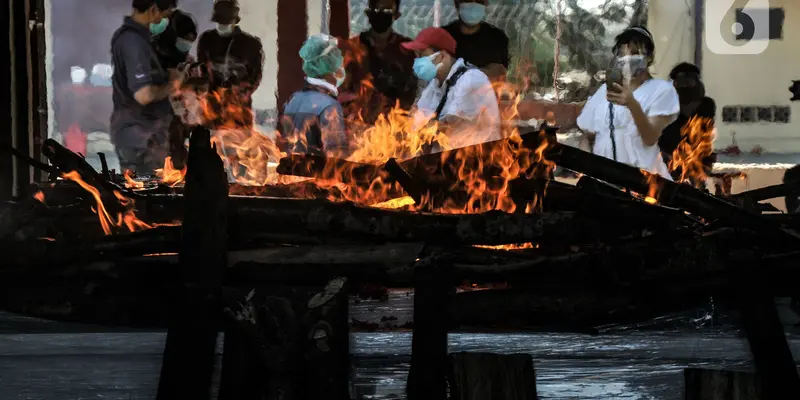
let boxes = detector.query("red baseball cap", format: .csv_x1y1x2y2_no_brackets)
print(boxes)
401,27,457,55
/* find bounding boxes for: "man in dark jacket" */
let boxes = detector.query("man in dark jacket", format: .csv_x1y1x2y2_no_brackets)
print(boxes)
110,0,182,174
154,9,198,70
339,0,417,125
659,62,717,183
443,0,509,81
196,0,264,130
153,9,198,170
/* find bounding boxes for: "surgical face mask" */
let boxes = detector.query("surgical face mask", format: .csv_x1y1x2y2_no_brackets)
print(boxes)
459,3,487,26
216,23,234,36
413,52,442,81
367,10,395,33
335,67,346,87
149,17,169,36
614,55,648,79
175,38,193,53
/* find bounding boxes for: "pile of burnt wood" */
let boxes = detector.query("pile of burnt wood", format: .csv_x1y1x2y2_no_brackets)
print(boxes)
2,125,800,399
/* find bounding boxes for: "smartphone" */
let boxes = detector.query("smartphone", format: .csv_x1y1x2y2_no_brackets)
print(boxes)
606,68,623,92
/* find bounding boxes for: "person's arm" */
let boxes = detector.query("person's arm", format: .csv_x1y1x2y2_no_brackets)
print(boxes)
438,72,499,133
196,32,211,65
248,36,265,92
576,84,605,136
608,82,679,147
117,33,175,106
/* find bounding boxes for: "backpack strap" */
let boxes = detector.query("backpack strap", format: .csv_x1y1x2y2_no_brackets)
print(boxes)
434,66,472,120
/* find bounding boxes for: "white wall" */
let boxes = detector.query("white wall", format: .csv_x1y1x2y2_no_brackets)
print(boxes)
702,0,800,153
647,0,695,80
238,0,280,112
650,0,800,154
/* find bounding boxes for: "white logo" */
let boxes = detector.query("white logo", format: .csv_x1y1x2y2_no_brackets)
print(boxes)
135,74,145,79
705,0,771,55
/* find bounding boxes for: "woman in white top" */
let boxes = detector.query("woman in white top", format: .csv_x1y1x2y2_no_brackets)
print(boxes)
577,26,680,179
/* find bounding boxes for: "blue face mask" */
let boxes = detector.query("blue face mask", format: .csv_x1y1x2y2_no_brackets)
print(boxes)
175,38,193,53
413,52,441,81
149,17,169,36
335,67,346,87
459,3,486,26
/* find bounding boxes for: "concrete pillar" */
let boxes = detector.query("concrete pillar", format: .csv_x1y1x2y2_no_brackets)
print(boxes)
238,0,280,113
646,0,695,79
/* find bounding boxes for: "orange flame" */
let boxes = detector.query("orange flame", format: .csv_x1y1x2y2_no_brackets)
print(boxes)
62,171,152,235
167,61,555,216
669,116,715,188
155,157,187,187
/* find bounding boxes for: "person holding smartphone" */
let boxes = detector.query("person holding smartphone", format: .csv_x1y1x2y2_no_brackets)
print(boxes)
576,26,679,179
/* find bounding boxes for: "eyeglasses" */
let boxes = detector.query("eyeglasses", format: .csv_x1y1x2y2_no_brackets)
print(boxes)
367,8,394,14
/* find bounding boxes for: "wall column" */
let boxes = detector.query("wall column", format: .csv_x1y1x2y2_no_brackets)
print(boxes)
329,0,349,39
277,0,308,111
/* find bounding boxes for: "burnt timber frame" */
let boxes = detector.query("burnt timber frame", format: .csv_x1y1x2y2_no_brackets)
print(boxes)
4,0,47,200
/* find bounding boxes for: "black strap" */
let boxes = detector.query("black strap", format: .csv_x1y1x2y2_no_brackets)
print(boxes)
434,66,471,120
608,102,617,161
420,66,472,155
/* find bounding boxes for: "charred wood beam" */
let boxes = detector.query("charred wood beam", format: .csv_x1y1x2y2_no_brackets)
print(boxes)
6,235,800,331
729,182,800,203
540,141,800,246
225,197,606,246
157,127,228,400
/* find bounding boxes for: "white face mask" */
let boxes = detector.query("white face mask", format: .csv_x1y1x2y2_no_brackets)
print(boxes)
615,55,648,80
216,23,234,36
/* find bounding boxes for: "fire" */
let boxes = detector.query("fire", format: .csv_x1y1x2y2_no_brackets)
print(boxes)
168,60,556,216
61,171,152,235
371,195,416,210
123,170,144,189
669,116,715,187
155,157,187,187
474,243,537,251
33,190,46,204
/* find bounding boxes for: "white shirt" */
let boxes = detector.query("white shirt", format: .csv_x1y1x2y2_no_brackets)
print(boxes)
412,58,501,150
577,79,679,179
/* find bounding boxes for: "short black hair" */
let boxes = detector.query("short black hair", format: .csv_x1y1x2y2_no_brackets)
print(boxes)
368,0,401,10
132,0,175,13
171,9,197,40
613,25,655,56
669,62,701,79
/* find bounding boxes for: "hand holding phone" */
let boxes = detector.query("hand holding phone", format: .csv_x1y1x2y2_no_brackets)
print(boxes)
606,68,623,93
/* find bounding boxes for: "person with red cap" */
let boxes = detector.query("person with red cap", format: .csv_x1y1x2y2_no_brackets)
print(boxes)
402,27,501,152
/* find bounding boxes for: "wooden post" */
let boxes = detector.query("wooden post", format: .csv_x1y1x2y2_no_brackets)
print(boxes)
448,352,538,400
685,368,761,400
736,256,800,399
407,256,451,399
302,277,351,399
156,126,229,400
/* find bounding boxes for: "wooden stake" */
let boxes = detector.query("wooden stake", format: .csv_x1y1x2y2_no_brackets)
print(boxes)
156,126,228,400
